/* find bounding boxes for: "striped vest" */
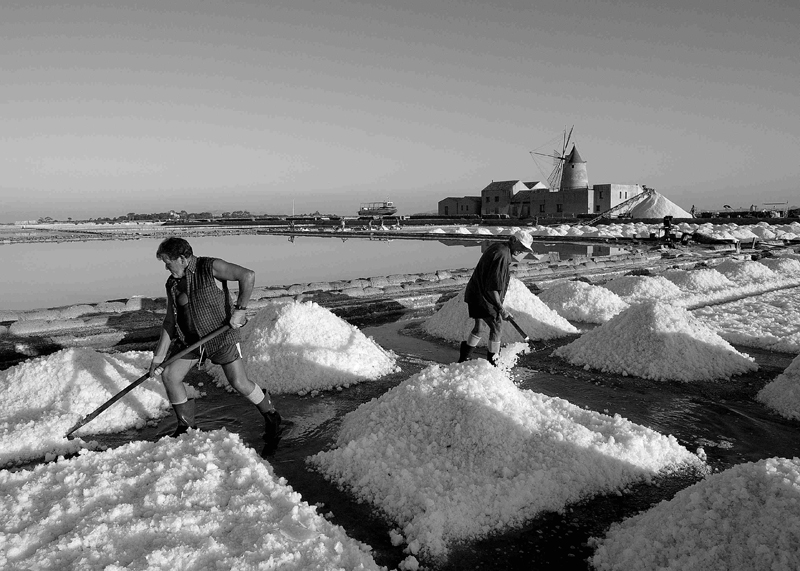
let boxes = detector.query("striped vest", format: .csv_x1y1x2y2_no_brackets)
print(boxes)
165,256,240,354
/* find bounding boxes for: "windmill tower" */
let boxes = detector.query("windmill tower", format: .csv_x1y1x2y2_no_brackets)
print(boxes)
560,145,588,191
530,126,588,192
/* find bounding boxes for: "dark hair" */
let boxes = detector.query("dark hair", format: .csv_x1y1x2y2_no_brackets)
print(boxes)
157,237,193,260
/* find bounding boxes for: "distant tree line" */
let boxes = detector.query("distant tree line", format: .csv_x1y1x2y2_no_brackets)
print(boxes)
35,210,257,223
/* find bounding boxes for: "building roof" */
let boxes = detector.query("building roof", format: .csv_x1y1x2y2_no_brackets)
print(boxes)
480,180,520,192
523,181,548,190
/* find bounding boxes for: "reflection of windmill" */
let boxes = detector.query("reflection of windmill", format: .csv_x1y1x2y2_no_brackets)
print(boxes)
529,126,574,191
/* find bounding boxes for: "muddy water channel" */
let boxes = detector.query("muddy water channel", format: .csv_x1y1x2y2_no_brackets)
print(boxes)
97,318,799,571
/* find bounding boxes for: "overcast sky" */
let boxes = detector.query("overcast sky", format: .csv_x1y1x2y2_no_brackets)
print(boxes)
2,0,798,221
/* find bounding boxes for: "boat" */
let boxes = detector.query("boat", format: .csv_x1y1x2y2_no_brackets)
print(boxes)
357,201,397,217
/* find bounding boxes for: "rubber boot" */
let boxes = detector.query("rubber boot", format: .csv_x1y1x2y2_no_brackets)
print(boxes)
262,409,282,442
171,399,196,437
486,351,498,367
458,341,475,363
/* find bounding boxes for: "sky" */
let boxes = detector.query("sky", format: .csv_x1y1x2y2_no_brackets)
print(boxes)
4,256,800,569
2,0,799,223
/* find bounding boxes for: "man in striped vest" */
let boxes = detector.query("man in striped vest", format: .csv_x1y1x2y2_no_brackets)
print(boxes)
149,237,282,450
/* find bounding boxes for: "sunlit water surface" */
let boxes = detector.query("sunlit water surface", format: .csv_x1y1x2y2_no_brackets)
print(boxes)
1,234,616,311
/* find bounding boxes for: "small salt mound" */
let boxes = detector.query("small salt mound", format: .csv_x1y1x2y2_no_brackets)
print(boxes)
455,227,472,235
662,268,734,292
0,348,173,467
538,280,629,324
430,228,446,234
474,227,493,235
758,256,800,277
601,275,682,304
590,457,800,571
554,301,757,381
757,353,800,420
208,300,398,395
713,259,778,283
0,429,384,571
421,277,578,343
750,224,778,240
629,192,692,218
309,361,703,559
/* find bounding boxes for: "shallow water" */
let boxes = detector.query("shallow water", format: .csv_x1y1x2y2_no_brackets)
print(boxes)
91,319,800,570
1,233,624,310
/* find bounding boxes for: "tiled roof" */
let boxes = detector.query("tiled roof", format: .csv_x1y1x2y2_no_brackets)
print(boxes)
480,180,520,192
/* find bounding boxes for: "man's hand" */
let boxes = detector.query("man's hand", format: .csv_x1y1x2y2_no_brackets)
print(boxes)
230,308,248,328
500,308,513,321
149,355,165,377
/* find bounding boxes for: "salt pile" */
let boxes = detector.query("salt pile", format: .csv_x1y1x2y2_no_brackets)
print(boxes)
601,275,683,304
691,287,800,353
757,353,800,420
712,259,778,283
758,256,800,276
538,280,629,324
0,348,174,467
0,429,385,571
590,457,800,571
662,268,734,292
209,300,398,395
309,360,704,560
554,301,758,381
629,191,692,218
421,277,578,343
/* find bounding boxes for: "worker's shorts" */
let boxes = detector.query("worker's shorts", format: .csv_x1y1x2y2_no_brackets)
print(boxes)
179,342,243,366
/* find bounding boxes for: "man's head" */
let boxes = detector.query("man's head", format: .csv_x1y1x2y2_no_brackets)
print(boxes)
510,231,533,256
157,237,193,278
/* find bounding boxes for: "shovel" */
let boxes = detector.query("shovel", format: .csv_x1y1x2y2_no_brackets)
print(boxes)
65,324,230,439
506,315,551,353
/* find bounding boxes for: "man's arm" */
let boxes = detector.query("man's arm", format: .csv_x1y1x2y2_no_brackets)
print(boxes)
213,258,255,328
487,290,511,320
212,258,256,307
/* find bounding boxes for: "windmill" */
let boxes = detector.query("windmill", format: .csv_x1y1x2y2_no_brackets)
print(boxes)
529,126,574,191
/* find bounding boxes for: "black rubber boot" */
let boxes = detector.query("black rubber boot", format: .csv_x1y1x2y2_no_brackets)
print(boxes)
262,410,282,442
486,352,498,367
458,341,475,363
261,409,283,456
170,399,196,437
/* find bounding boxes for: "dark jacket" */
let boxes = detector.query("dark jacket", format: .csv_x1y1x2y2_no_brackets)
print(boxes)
464,242,512,319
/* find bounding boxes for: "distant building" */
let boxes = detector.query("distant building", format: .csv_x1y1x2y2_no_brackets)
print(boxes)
437,144,645,219
438,196,482,217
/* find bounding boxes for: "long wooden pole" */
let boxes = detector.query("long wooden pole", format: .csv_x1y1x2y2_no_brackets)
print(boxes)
65,325,231,438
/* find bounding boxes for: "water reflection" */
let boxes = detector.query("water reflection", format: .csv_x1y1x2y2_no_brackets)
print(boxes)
3,233,633,311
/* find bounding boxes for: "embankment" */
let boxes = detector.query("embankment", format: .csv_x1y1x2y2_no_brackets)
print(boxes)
0,248,714,369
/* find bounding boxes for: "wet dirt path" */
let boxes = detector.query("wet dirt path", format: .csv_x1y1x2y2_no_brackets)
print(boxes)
97,318,799,570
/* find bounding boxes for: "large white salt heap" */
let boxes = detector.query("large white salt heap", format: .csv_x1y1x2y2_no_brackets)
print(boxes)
662,267,735,292
692,287,800,353
629,191,692,218
757,353,800,421
601,275,683,305
0,348,175,467
538,280,630,324
0,430,385,571
591,457,800,571
712,259,779,284
554,301,757,381
309,360,704,560
209,300,399,395
422,277,578,343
